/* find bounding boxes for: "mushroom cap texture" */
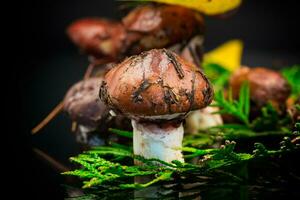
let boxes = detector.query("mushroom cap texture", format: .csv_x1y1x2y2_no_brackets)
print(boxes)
100,49,213,121
230,67,291,108
64,77,109,127
67,18,127,59
122,5,204,54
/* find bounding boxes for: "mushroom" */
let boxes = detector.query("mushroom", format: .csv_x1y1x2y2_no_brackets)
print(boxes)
229,67,291,117
64,78,108,130
122,4,204,55
67,18,130,79
63,77,110,146
64,77,130,147
67,18,127,61
99,49,213,163
185,106,223,134
31,62,116,135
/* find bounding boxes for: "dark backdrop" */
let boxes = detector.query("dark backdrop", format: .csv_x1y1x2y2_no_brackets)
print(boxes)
19,0,299,198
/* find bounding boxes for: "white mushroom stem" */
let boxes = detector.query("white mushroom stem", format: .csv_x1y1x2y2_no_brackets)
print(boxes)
185,106,223,135
132,119,184,164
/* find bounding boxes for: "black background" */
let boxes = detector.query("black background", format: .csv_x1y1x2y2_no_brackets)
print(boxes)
18,0,299,199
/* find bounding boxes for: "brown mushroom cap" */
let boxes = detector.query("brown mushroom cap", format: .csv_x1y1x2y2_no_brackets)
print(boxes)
100,49,213,121
122,5,204,54
64,77,109,127
67,18,127,59
230,67,291,112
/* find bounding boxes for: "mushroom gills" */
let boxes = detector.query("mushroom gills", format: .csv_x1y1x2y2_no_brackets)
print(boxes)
132,119,184,164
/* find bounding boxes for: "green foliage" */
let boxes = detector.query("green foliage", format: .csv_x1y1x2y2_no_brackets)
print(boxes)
183,135,214,149
90,146,132,157
211,83,293,134
208,64,299,134
63,150,156,188
212,82,250,126
202,63,231,93
281,65,300,98
295,122,300,134
251,103,291,132
63,138,298,190
109,128,133,138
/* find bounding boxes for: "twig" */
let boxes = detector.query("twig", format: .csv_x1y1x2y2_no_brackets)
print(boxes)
31,102,64,134
83,63,95,80
32,58,108,135
33,148,70,172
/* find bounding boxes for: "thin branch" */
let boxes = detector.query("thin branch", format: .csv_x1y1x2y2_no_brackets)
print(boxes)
83,63,95,80
33,148,70,172
31,102,64,134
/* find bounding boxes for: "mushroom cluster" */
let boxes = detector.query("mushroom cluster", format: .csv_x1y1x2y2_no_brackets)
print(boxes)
64,5,206,148
67,4,205,68
32,4,207,146
100,49,213,163
37,3,295,153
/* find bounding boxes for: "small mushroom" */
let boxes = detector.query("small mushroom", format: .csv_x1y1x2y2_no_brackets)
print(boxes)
122,5,204,55
63,77,110,146
185,106,223,134
64,77,109,128
31,62,117,135
230,67,291,117
100,49,213,163
64,77,130,147
67,18,127,60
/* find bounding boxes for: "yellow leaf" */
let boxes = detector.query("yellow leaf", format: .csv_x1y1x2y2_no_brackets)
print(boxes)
147,0,242,15
204,40,243,71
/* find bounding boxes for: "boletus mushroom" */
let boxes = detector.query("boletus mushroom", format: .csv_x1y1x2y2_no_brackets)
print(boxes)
230,67,291,117
99,49,213,163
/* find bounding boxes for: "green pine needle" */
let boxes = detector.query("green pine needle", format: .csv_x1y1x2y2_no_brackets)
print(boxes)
202,63,231,93
109,128,133,138
212,82,250,126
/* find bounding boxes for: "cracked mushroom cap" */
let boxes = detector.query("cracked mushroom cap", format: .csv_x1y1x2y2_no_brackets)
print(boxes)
122,5,204,54
230,67,291,112
64,77,109,128
100,49,213,122
67,18,127,59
